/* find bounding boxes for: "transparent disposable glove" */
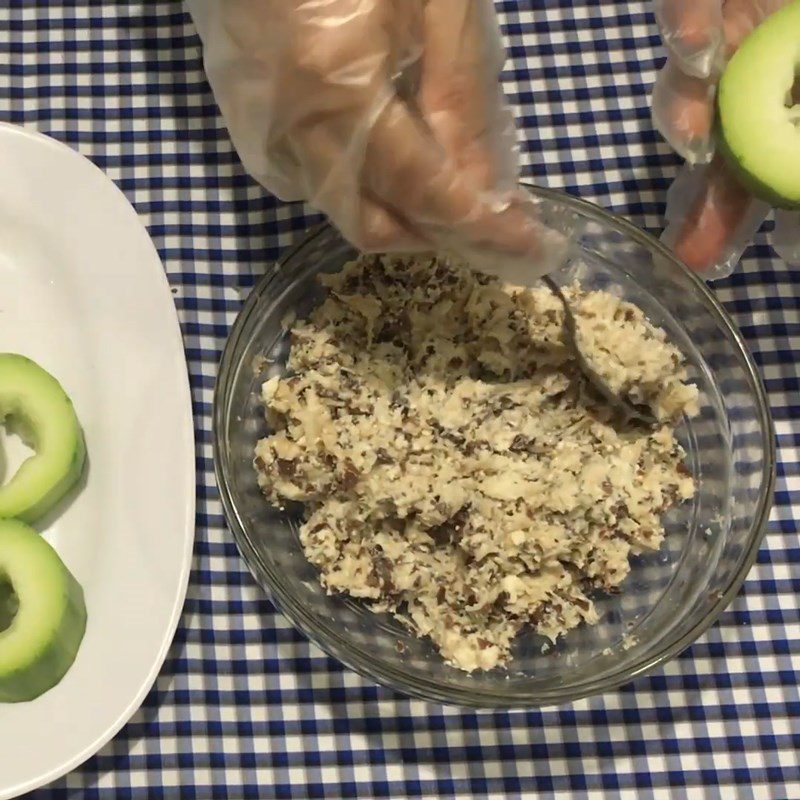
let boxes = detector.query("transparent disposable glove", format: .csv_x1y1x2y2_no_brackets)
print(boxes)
186,0,569,280
652,0,800,278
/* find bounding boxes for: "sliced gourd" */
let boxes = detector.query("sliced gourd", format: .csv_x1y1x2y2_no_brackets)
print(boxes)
0,354,85,523
718,0,800,208
0,519,87,702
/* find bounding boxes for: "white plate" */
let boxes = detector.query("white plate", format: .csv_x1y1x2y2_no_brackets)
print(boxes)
0,124,195,798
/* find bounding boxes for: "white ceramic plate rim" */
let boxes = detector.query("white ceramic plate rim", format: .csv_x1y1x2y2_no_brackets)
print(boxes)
0,122,195,798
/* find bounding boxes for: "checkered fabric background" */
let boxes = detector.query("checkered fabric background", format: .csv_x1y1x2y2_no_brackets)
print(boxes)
2,1,798,798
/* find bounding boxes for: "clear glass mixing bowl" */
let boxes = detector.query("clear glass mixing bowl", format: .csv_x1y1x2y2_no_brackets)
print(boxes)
213,186,775,707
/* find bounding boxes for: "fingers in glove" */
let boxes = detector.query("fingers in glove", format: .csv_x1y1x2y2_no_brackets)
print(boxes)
356,194,429,252
722,0,791,57
651,58,716,165
418,0,504,191
652,0,791,165
385,0,426,80
376,0,556,272
655,0,724,79
662,156,769,277
364,99,543,259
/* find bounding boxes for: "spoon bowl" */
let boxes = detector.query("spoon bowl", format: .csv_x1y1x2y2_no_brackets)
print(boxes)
541,275,659,427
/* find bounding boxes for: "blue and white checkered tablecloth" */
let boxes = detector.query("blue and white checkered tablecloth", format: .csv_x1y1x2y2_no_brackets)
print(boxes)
2,2,798,798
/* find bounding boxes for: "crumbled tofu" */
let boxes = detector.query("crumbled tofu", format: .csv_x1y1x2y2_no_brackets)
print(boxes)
253,253,698,673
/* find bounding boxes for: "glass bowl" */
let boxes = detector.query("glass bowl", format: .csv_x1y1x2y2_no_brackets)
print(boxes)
213,186,775,708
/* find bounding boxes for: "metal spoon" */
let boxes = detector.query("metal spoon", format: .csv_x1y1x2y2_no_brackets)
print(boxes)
541,275,658,427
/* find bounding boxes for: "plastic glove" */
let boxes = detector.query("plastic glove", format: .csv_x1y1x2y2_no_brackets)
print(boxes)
652,0,800,278
186,0,568,279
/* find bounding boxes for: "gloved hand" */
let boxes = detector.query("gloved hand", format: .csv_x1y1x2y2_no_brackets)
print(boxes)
652,0,800,278
187,0,568,278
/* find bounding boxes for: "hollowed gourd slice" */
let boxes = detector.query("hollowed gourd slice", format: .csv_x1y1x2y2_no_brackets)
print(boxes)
0,519,87,702
718,0,800,209
0,354,85,523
